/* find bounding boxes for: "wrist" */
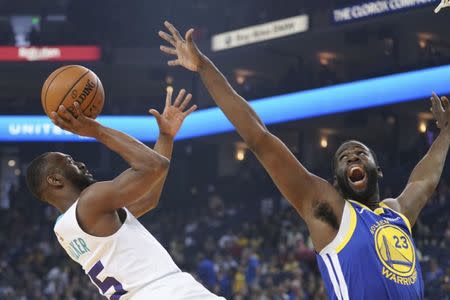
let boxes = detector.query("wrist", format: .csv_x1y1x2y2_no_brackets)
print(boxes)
440,127,450,139
197,54,210,73
159,132,175,141
91,123,104,140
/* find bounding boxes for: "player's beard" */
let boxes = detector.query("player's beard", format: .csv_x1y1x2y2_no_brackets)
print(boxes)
65,169,96,191
335,165,379,204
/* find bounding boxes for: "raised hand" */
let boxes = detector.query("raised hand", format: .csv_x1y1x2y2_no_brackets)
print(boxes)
159,21,204,72
431,92,450,132
50,103,100,137
149,88,197,138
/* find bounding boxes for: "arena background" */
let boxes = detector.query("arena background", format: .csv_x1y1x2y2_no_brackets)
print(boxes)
0,0,449,299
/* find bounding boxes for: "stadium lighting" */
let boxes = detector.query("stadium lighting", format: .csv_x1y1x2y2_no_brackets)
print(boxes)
0,64,450,142
235,142,247,161
320,136,328,148
419,120,427,133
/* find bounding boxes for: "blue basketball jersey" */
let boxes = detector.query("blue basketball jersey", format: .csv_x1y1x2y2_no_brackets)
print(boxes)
316,200,424,300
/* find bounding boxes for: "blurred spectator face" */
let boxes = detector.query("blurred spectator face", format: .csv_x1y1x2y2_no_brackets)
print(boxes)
333,141,382,203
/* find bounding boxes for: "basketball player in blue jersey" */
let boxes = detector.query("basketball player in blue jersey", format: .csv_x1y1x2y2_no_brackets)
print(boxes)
26,89,225,300
160,21,450,299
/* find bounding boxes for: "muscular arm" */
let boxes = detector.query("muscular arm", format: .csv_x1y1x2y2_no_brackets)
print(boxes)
389,131,450,226
125,88,196,218
199,57,267,147
126,133,174,217
159,22,344,250
387,94,450,227
82,124,170,213
197,58,343,222
51,104,169,214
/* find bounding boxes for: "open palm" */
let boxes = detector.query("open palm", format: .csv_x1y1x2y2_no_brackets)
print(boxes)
159,21,204,72
149,88,197,138
431,92,450,131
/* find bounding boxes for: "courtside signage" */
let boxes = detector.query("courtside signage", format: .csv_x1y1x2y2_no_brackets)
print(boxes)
333,0,439,23
211,15,309,51
1,64,450,142
0,46,101,61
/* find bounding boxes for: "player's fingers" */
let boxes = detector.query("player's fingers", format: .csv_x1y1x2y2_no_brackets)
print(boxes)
430,94,440,114
168,59,180,67
179,93,192,111
183,104,198,116
158,31,176,46
160,45,177,55
165,87,173,107
73,101,84,119
441,96,449,110
433,92,445,112
164,21,182,41
149,109,161,122
57,105,75,123
51,112,71,130
185,28,194,43
173,89,186,107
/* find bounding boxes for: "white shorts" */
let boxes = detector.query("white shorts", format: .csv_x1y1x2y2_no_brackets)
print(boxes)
131,272,226,300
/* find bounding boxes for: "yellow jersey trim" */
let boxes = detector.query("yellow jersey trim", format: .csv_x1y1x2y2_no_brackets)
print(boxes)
347,200,412,234
379,202,412,234
335,203,357,253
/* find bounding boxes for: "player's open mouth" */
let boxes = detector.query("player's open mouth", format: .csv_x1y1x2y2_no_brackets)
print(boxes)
347,165,367,191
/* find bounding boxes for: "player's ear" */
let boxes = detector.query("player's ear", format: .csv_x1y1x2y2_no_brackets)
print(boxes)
377,166,383,179
47,173,64,187
333,175,340,190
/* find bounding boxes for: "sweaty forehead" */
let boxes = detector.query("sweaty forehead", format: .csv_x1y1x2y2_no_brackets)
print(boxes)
47,152,70,164
335,141,370,158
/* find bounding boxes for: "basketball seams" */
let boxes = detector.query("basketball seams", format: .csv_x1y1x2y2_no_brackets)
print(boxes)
82,77,99,114
43,65,78,115
56,70,91,112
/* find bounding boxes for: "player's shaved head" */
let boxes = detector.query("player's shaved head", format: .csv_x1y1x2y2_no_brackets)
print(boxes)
26,152,95,203
26,152,59,202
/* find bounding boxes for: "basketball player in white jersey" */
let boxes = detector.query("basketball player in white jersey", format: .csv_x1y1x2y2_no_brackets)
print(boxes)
26,89,225,300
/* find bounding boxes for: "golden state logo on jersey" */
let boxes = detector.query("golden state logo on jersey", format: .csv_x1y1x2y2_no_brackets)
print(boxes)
374,224,417,285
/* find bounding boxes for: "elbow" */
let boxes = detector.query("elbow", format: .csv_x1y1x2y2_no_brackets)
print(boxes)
140,154,170,178
154,155,170,174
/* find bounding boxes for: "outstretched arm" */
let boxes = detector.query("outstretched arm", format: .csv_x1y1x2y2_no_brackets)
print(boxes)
51,103,169,214
159,22,344,250
126,89,197,217
387,93,450,226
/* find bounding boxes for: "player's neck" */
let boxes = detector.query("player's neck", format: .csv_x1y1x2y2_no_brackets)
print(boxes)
53,198,76,213
49,187,80,213
361,186,381,210
351,185,381,210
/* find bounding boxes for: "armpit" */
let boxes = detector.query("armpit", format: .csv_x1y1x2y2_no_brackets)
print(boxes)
313,201,339,230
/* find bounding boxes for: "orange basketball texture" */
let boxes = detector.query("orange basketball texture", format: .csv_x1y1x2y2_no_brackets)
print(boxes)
41,65,105,119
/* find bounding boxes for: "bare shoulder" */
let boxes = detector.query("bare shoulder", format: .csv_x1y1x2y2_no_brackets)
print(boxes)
381,198,402,212
77,181,115,215
76,181,122,236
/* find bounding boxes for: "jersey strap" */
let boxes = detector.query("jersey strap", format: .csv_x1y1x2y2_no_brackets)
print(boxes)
320,201,357,255
378,202,412,234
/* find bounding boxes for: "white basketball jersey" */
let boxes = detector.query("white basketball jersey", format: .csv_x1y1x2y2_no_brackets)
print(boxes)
54,201,225,300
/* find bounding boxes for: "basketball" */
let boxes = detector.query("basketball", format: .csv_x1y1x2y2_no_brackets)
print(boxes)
41,65,105,119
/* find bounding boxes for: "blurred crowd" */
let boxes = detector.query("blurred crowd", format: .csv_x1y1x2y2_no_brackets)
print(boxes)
0,173,449,300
